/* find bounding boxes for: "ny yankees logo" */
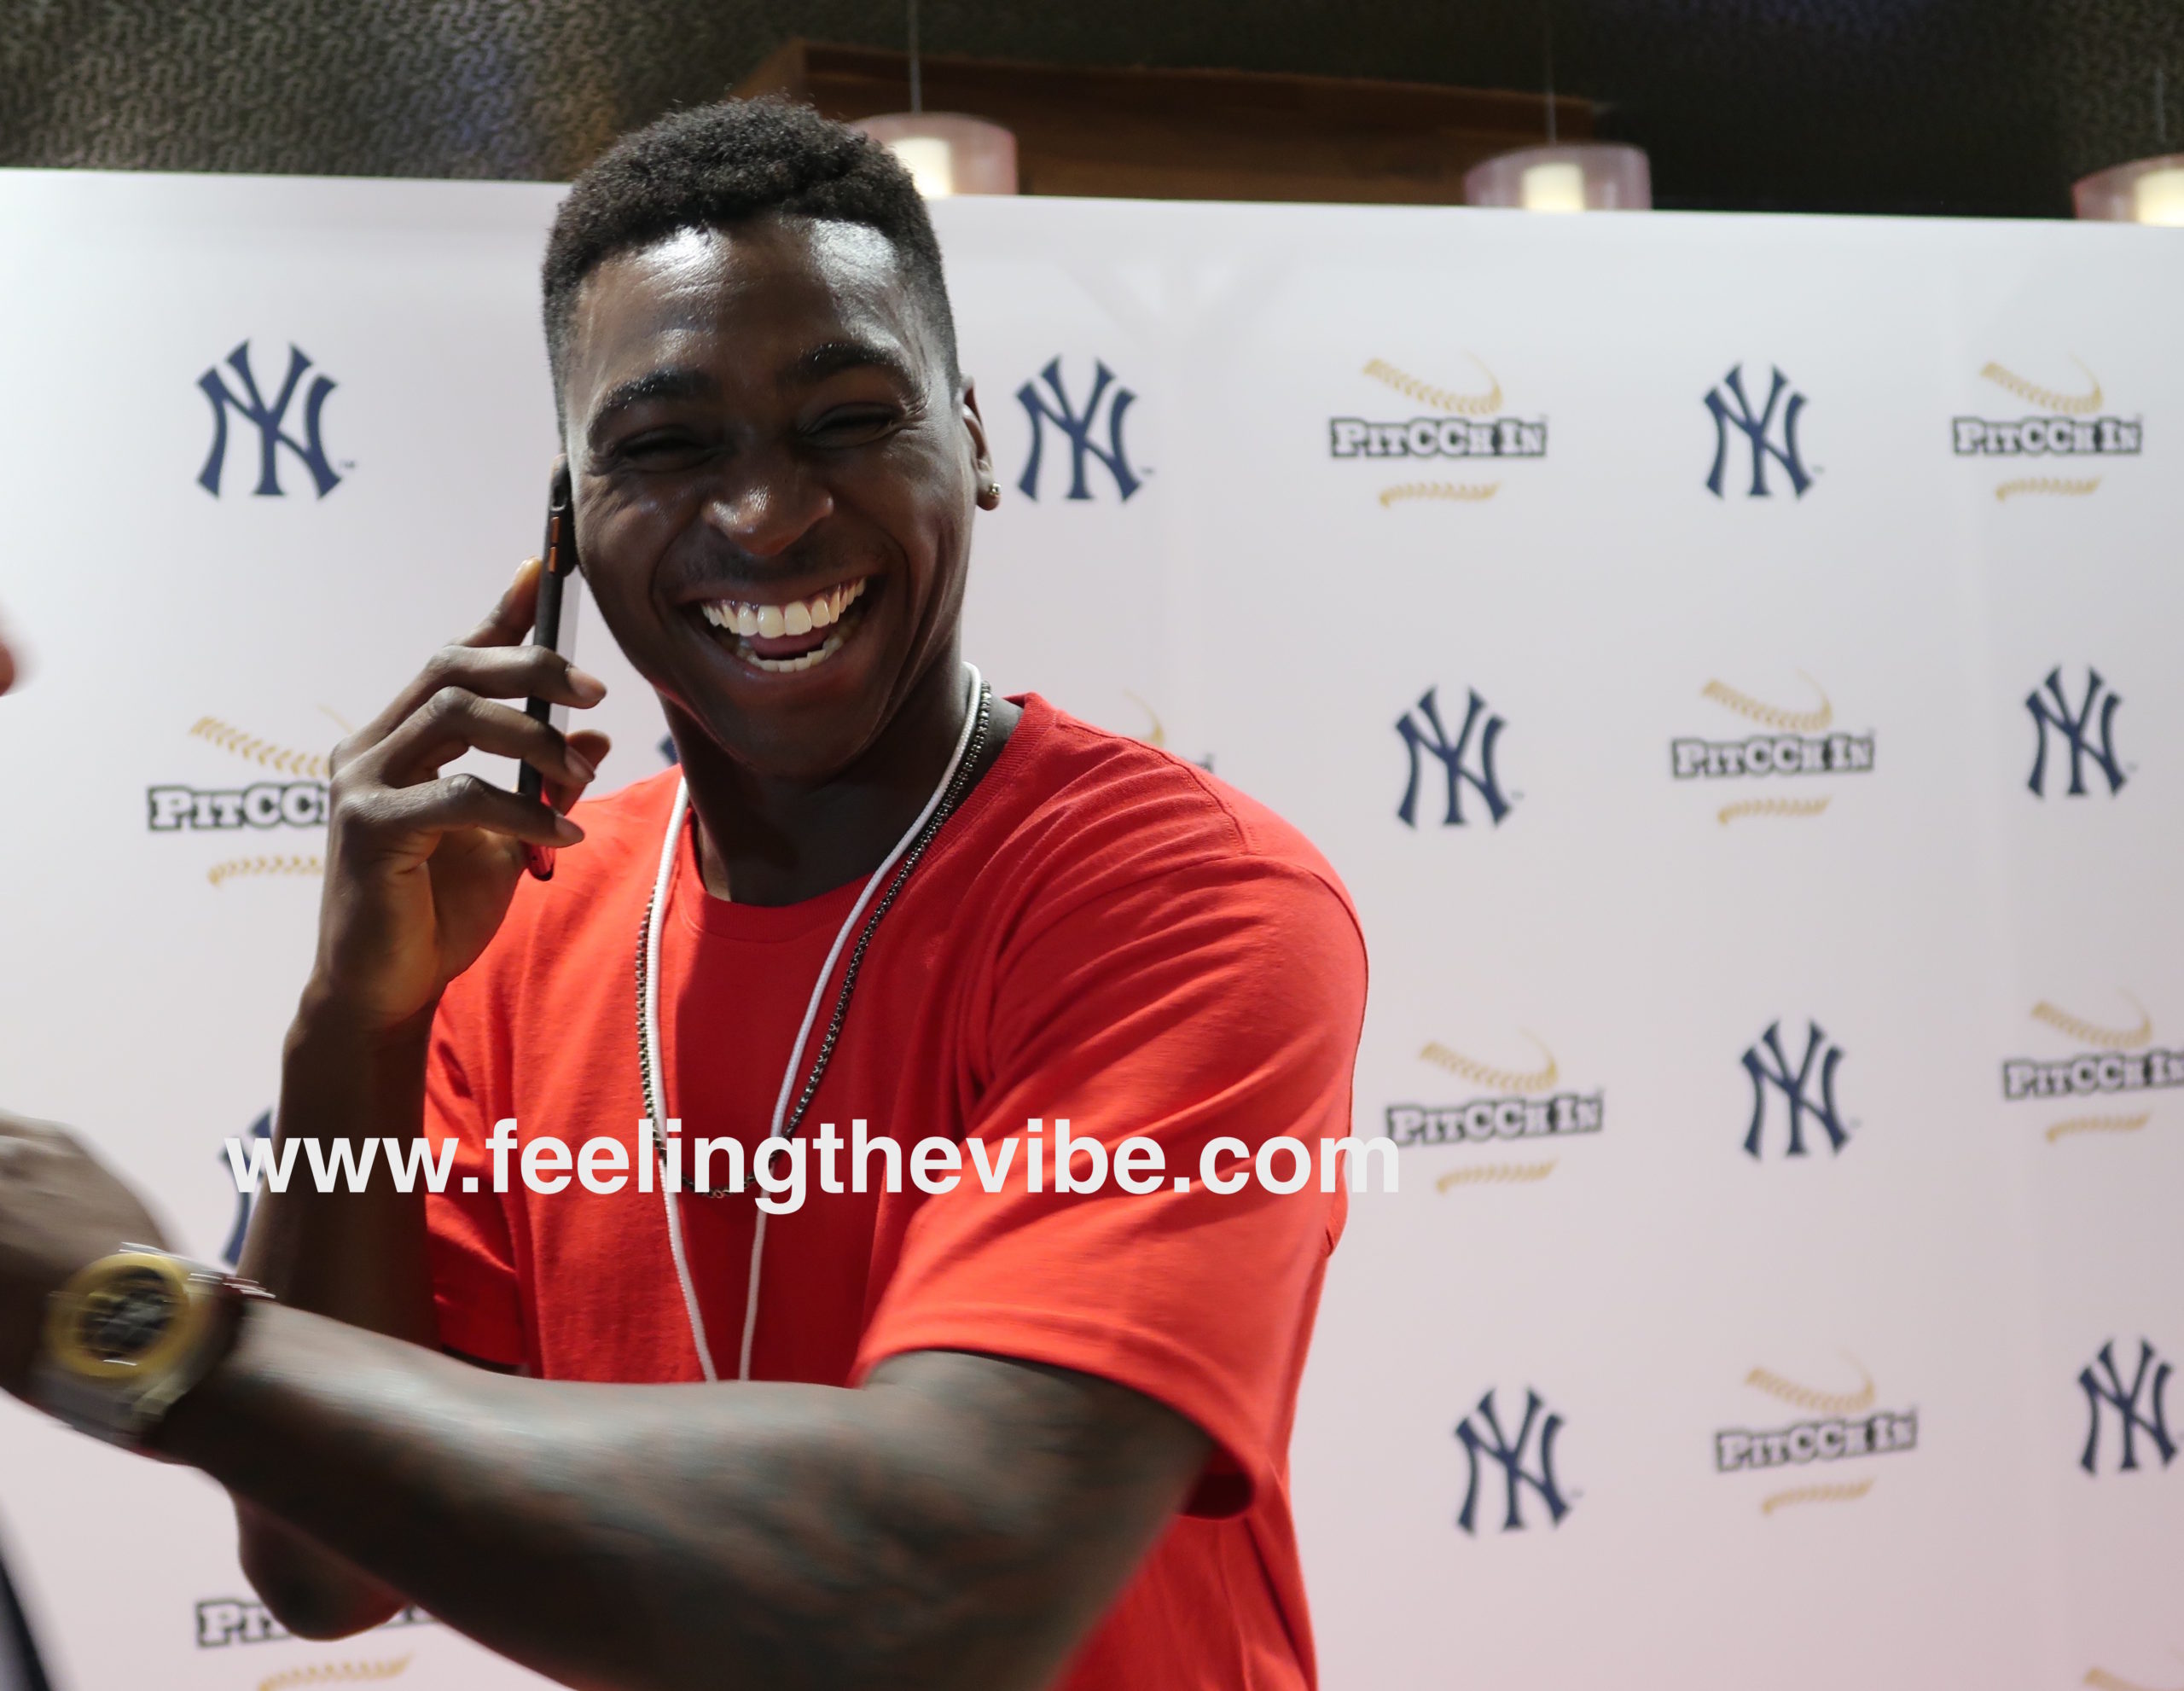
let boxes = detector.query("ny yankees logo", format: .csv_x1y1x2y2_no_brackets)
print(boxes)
1395,687,1512,828
2080,1339,2175,1475
1015,357,1143,502
1705,363,1813,499
198,341,342,498
1455,1386,1571,1533
2026,666,2127,798
1742,1020,1850,1159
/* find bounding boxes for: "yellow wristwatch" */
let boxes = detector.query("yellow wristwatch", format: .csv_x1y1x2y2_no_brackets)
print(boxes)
32,1247,271,1452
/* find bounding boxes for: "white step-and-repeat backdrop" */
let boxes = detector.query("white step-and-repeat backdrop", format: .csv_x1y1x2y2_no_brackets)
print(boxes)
0,170,2177,1689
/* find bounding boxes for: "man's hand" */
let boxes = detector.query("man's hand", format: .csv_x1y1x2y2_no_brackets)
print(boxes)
0,1112,165,1398
311,560,611,1035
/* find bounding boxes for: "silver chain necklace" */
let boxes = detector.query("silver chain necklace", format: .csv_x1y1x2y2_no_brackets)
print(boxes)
636,677,994,1197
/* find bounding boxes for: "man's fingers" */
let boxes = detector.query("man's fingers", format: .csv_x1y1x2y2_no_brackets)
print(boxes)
463,556,543,650
543,730,613,815
373,691,600,790
352,774,584,851
339,645,606,770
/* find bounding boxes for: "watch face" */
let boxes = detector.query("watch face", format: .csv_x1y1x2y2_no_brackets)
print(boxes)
70,1267,180,1367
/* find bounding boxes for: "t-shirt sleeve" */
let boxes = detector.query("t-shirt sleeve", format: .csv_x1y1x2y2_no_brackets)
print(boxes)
421,991,528,1368
854,848,1368,1518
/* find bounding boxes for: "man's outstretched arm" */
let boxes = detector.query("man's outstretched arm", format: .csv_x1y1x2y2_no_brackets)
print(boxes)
159,1310,1207,1691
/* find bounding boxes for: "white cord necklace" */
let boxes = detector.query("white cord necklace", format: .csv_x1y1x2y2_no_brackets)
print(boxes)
637,662,990,1382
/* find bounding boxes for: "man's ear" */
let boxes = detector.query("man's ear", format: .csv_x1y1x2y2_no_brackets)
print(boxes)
963,381,1000,508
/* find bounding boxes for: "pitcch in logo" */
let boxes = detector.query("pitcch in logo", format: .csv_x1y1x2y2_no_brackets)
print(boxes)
150,713,334,888
2080,1339,2175,1476
1704,363,1812,499
1670,673,1873,824
2001,994,2181,1144
1328,357,1546,507
1395,686,1512,828
2026,666,2128,798
1455,1386,1571,1534
1953,357,2142,502
1715,1356,1916,1514
1741,1020,1851,1159
199,340,342,498
1388,1035,1600,1193
1015,357,1144,502
149,717,330,836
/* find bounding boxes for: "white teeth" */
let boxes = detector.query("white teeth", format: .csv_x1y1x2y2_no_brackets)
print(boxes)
699,578,871,655
746,629,846,672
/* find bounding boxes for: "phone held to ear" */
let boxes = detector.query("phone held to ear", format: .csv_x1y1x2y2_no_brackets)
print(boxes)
520,467,580,881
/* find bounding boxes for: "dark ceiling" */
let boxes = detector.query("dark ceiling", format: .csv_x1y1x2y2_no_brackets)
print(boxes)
3,0,2181,216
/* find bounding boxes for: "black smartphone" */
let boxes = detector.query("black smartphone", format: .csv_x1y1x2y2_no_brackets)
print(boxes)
519,466,579,880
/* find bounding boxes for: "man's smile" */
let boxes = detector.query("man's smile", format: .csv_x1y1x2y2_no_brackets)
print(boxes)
692,577,874,673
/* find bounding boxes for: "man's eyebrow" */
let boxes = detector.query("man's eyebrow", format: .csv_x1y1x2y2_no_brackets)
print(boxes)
787,340,919,392
588,368,717,436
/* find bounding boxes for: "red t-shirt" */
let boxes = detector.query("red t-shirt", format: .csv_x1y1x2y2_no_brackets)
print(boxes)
421,693,1368,1690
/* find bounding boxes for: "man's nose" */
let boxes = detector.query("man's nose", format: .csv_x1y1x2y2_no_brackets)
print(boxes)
702,459,833,560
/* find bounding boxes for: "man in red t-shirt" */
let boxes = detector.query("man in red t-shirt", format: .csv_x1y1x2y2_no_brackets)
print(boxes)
0,100,1365,1690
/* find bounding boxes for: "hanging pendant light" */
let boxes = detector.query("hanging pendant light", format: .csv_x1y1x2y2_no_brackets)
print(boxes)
854,113,1017,198
850,1,1019,197
1463,9,1648,212
1465,144,1652,211
2074,154,2184,224
2076,69,2184,224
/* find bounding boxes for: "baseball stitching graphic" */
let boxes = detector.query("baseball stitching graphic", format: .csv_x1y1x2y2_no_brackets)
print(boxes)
1434,1159,1556,1192
189,716,332,778
1717,796,1832,825
1745,1357,1876,1417
1980,357,2103,415
2032,996,2151,1049
1759,1479,1873,1516
2046,1113,2152,1143
1419,1037,1559,1093
1995,475,2101,501
2084,1669,2184,1691
1703,675,1833,734
1123,690,1167,750
208,855,324,888
257,1657,411,1691
1377,480,1500,506
1362,356,1504,416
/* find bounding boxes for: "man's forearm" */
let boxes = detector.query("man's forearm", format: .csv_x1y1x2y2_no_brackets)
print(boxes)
241,989,438,1338
160,1306,1200,1691
232,991,440,1633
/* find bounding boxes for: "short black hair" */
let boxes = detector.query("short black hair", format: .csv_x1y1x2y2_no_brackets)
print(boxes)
542,97,959,404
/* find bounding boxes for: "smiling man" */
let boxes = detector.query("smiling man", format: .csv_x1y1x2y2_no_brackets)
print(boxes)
0,100,1366,1690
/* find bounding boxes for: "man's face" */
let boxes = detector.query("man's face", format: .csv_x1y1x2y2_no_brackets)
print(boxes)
560,216,990,781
